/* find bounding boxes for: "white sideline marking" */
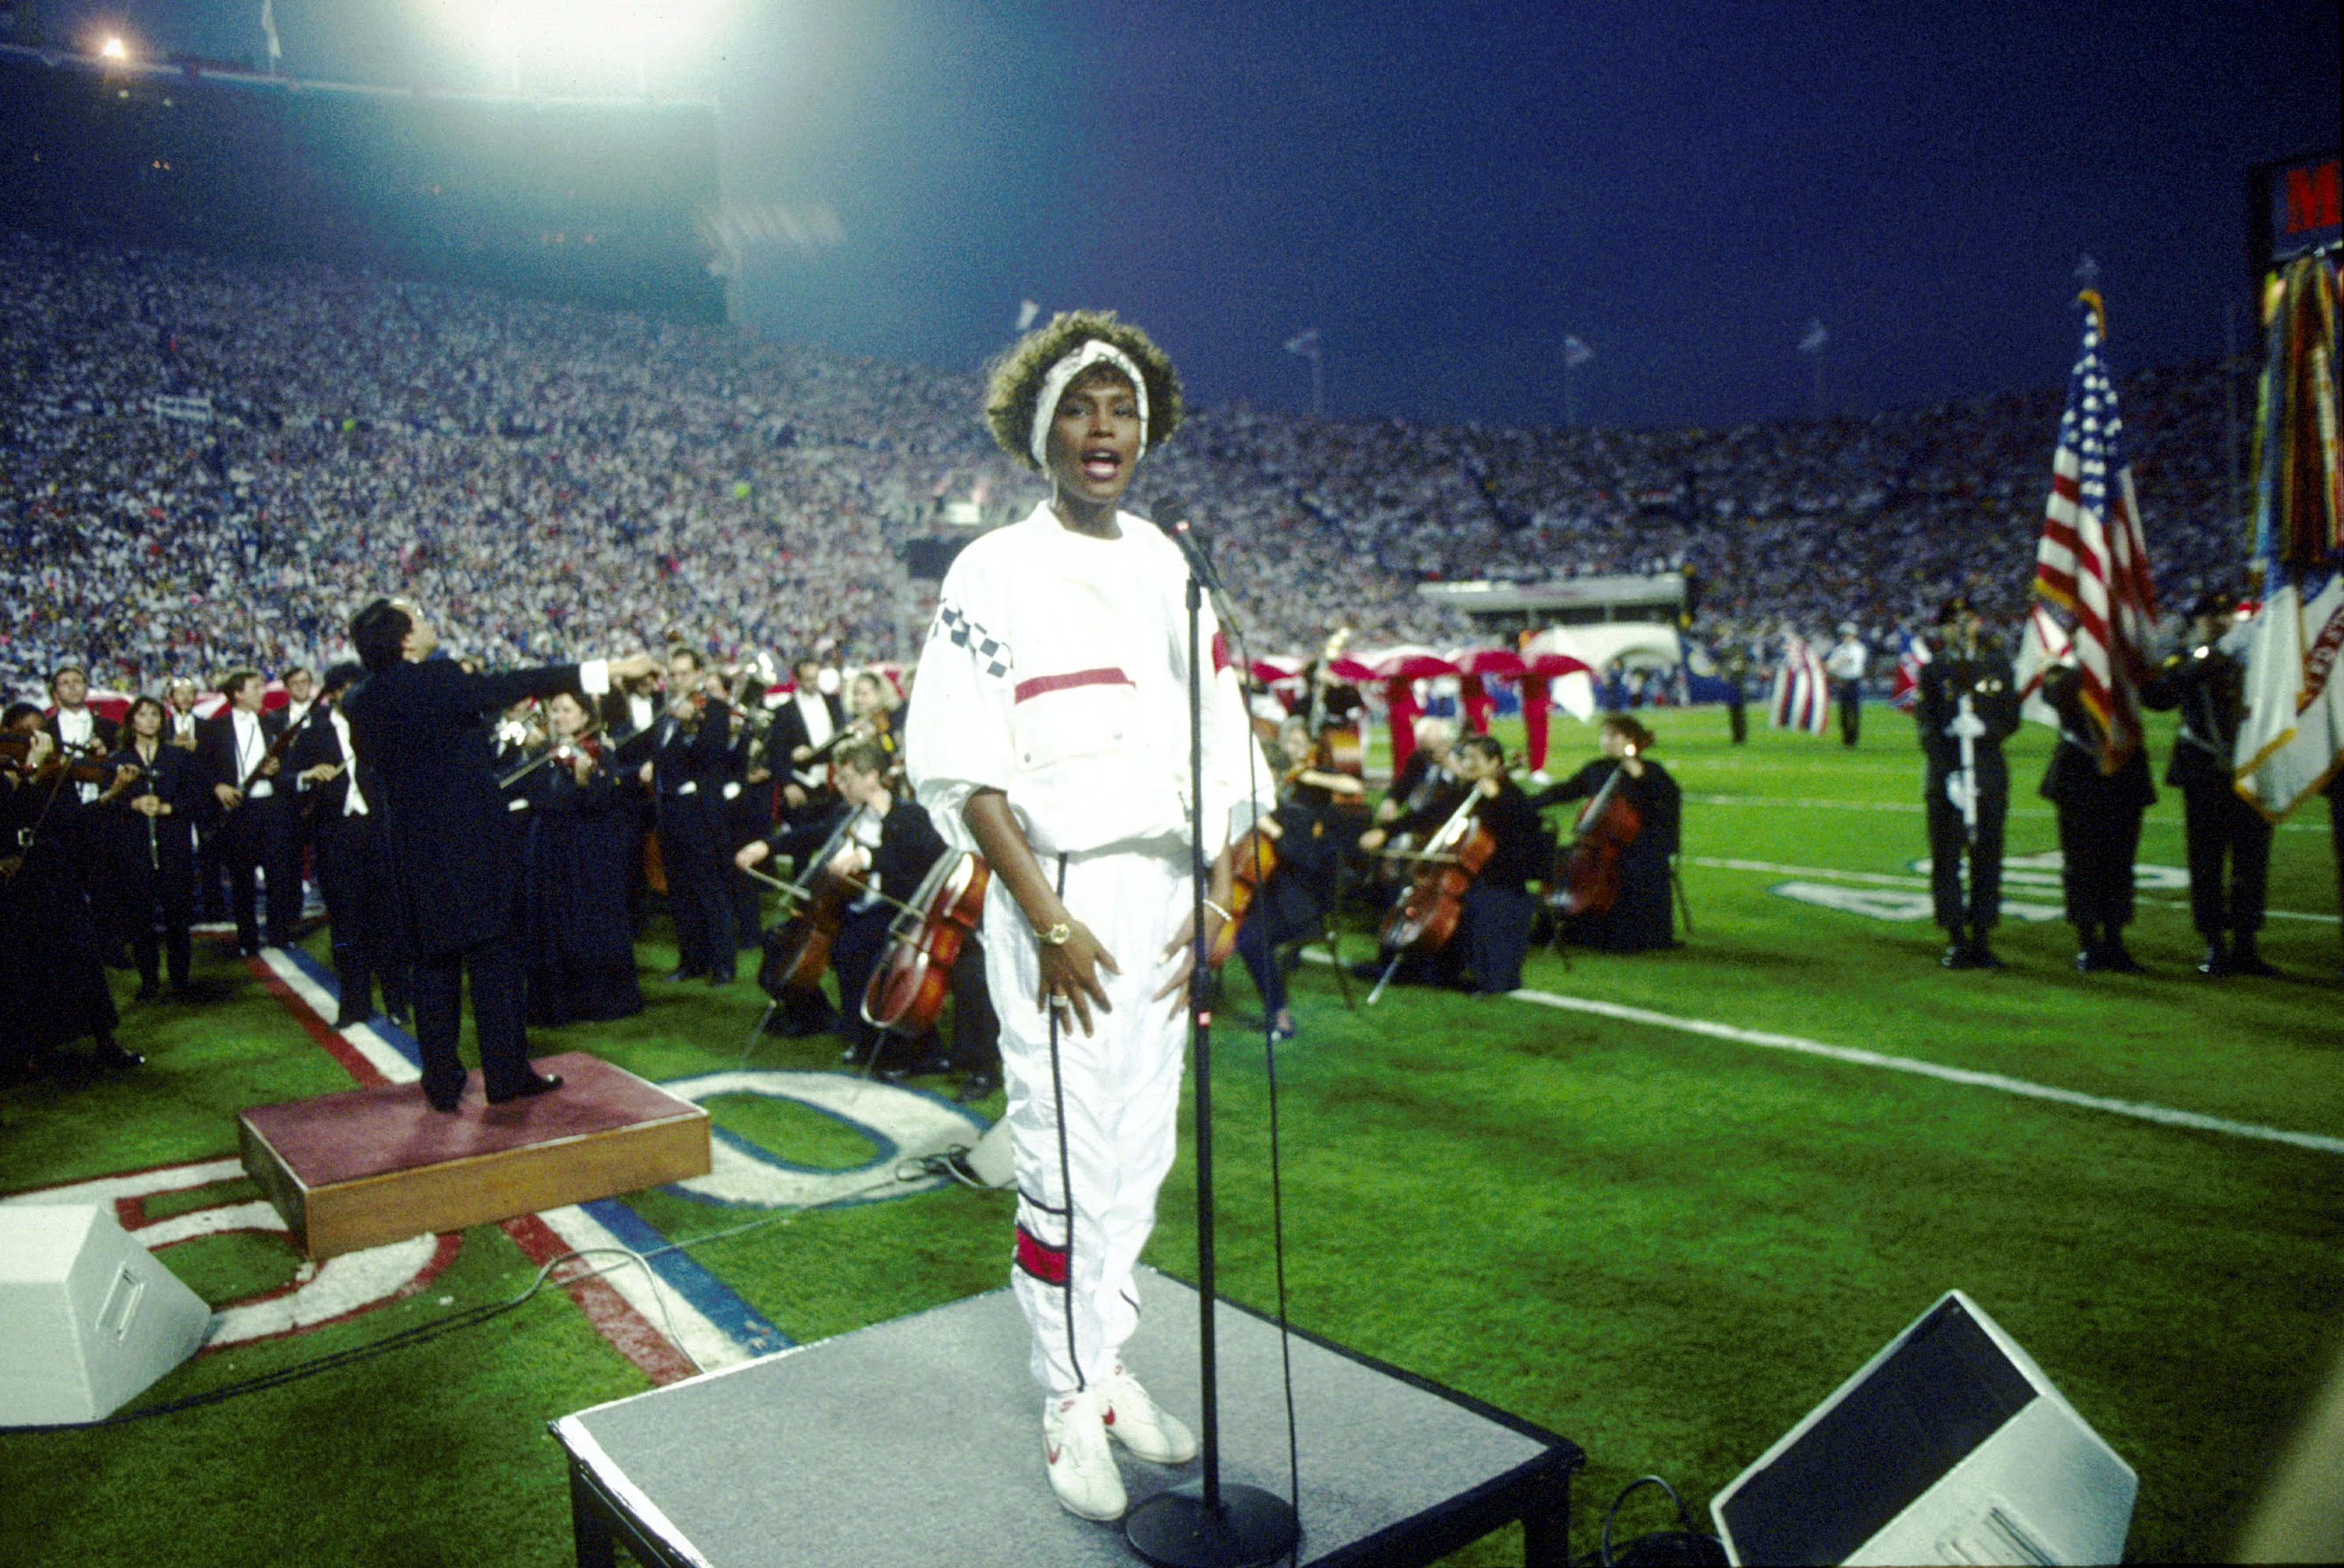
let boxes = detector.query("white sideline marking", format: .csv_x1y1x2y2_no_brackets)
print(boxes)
259,948,418,1082
1505,988,2344,1155
532,1204,752,1375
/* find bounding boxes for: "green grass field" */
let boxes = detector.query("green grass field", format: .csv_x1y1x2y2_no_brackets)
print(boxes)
4,706,2338,1566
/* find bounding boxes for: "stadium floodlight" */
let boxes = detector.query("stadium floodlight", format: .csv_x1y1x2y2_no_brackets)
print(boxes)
99,35,128,60
420,0,733,97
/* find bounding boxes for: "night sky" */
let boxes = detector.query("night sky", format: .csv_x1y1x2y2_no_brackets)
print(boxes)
34,0,2342,427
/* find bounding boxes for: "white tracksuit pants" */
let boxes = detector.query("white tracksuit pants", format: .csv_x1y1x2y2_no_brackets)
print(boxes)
988,843,1189,1394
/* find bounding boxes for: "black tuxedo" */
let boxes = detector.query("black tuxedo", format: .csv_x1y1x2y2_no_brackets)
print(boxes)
762,690,847,797
197,706,300,948
42,708,121,756
342,655,595,1105
289,707,399,1021
649,703,739,981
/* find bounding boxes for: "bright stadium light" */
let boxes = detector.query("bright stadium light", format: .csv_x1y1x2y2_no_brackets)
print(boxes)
99,35,129,60
421,0,733,97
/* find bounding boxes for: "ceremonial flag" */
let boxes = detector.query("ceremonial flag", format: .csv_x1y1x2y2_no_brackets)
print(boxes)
2032,291,2158,773
2012,603,2075,730
1284,328,1321,359
1798,319,1828,355
1769,636,1831,734
1564,335,1595,367
1887,632,1930,712
2234,252,2343,819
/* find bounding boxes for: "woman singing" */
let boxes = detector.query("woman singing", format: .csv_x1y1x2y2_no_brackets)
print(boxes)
1532,714,1682,952
905,310,1256,1525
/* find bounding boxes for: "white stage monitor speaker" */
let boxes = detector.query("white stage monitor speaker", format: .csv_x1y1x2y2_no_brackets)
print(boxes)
1710,1290,2137,1566
0,1204,212,1426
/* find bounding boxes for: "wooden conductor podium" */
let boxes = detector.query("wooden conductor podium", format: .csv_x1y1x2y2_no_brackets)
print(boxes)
238,1052,710,1260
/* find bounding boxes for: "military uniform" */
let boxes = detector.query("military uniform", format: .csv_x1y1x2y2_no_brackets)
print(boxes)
1915,633,2021,965
2141,637,2274,973
2037,664,2156,971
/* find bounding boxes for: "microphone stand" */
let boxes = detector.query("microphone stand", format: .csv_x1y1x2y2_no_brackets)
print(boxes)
1125,523,1300,1568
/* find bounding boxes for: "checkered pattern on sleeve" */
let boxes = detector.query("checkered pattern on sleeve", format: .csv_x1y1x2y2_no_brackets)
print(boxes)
934,600,1013,679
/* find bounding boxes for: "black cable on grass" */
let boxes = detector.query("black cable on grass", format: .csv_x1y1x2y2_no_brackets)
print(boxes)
0,1166,923,1435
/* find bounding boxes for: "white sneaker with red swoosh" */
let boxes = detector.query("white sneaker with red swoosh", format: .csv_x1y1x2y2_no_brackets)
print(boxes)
1043,1387,1127,1521
1102,1363,1198,1465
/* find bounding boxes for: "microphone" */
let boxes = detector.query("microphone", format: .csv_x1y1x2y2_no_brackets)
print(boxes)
1149,494,1225,593
1151,495,1247,641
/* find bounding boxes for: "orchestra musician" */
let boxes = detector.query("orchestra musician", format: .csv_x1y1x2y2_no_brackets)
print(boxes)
2140,592,2276,977
763,654,846,821
100,693,204,1001
1230,715,1366,1041
2,703,140,1080
165,677,202,750
1377,716,1460,831
1360,733,1545,995
342,595,658,1112
644,648,739,987
197,666,300,954
1531,714,1683,953
740,741,950,1074
521,689,644,1025
905,312,1249,1524
288,663,396,1028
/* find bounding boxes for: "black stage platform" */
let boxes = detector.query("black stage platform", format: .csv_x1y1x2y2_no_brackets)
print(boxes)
551,1266,1583,1567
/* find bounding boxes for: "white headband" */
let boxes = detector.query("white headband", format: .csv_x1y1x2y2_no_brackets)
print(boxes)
1029,338,1149,470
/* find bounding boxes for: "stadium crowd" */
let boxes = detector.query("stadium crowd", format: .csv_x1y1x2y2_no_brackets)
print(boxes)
3,231,2251,701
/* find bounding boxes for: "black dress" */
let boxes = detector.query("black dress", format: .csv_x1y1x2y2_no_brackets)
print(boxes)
1532,758,1682,952
0,767,119,1067
100,741,203,991
522,750,644,1026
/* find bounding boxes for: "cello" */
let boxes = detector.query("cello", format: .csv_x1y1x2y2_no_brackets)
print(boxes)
756,805,865,999
1366,783,1495,1004
860,849,989,1037
1546,747,1644,922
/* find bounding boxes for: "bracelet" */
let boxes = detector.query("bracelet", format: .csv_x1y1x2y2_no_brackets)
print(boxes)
1037,920,1073,946
1202,898,1233,923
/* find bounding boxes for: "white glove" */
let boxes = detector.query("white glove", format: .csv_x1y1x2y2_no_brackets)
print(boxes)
1943,709,1988,740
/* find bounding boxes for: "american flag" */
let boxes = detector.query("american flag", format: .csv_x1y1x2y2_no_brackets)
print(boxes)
1768,635,1831,734
2032,293,2157,773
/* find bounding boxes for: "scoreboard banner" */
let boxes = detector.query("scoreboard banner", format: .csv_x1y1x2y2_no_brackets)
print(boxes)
2250,148,2340,267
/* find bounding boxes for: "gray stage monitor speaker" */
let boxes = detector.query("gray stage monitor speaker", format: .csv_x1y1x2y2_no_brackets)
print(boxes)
1710,1290,2137,1566
0,1204,212,1426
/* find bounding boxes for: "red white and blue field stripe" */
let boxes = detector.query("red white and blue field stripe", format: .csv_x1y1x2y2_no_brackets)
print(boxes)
259,945,787,1379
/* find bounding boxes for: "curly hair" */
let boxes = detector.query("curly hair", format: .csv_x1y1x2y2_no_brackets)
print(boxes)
983,310,1183,470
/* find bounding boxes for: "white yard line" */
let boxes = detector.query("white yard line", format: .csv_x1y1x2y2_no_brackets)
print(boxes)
1504,988,2344,1155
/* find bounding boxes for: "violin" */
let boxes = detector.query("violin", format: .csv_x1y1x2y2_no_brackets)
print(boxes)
860,849,989,1037
0,733,123,788
1206,822,1279,970
1546,752,1644,922
496,722,606,789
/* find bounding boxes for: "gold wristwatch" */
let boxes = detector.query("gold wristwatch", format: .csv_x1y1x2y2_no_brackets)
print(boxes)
1038,920,1074,946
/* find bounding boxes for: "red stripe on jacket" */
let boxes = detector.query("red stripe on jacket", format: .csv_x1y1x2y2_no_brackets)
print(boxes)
1013,667,1133,705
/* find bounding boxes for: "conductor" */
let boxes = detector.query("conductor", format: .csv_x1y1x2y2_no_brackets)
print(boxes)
345,596,659,1111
